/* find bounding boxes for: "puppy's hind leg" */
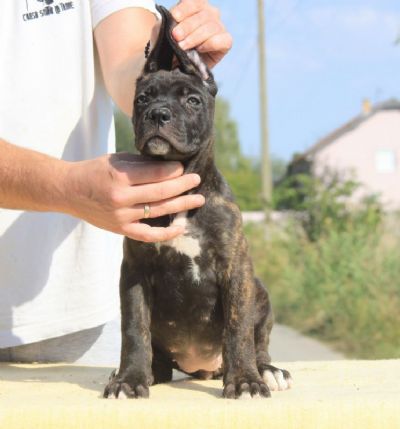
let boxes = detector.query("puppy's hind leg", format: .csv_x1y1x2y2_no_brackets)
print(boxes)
152,346,173,385
254,278,293,391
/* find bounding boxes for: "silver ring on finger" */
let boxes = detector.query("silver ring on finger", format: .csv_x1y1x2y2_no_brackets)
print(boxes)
143,204,151,219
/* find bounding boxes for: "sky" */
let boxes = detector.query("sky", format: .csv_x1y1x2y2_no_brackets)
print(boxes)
162,0,400,161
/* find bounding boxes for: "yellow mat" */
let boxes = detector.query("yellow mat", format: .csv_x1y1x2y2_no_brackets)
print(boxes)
1,360,399,429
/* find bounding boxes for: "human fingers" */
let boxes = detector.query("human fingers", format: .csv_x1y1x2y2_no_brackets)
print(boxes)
117,173,201,206
170,0,208,23
122,222,185,242
196,31,233,55
130,194,205,220
109,154,183,185
174,11,223,51
132,174,201,204
172,6,221,40
170,1,232,67
196,32,233,68
110,159,184,186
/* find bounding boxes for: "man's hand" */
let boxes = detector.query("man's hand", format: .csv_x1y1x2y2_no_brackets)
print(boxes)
170,0,233,68
66,153,204,242
0,140,204,243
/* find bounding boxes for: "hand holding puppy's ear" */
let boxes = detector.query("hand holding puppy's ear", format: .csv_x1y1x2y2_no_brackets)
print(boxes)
170,0,233,69
144,5,218,97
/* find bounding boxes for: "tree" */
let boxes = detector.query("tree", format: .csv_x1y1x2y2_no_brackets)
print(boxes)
214,98,263,210
213,98,241,171
114,109,136,153
273,169,382,241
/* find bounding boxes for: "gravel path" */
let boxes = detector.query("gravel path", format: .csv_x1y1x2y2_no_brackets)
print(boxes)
269,324,345,362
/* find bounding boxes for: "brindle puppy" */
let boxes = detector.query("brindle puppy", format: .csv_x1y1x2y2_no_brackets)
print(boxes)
104,5,292,400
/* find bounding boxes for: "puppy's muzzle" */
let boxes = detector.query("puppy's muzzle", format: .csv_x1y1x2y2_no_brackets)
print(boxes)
142,107,174,157
144,136,171,156
146,107,172,126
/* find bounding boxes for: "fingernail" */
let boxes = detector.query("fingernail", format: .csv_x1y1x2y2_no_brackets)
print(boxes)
193,174,201,185
171,225,185,234
166,161,183,174
179,40,188,50
173,27,184,40
195,195,206,205
172,9,182,21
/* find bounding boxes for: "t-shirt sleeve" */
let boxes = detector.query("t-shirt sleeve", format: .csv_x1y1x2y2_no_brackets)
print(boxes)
90,0,159,29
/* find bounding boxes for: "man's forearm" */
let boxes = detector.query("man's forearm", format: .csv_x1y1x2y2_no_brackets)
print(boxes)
0,139,71,212
94,8,159,116
0,139,205,242
102,54,145,116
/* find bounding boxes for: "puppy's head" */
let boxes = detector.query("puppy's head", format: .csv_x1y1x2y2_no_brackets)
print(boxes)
133,5,218,161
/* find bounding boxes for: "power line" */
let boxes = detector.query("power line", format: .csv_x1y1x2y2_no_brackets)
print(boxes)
229,37,258,100
269,0,303,36
229,1,305,98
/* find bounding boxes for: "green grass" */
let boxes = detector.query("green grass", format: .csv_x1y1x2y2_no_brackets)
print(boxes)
245,219,400,359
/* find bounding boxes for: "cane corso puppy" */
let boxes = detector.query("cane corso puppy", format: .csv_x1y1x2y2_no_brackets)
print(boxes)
104,5,292,399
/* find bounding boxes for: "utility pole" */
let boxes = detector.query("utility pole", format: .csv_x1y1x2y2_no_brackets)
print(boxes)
257,0,273,210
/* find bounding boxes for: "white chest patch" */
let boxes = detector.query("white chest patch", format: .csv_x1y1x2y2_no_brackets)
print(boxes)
156,212,202,282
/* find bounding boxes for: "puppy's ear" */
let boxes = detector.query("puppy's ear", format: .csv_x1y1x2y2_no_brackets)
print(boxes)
184,49,218,97
144,5,174,72
145,5,218,97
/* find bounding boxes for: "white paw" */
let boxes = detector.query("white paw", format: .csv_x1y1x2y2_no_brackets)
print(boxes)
117,390,128,399
238,391,252,400
262,368,292,391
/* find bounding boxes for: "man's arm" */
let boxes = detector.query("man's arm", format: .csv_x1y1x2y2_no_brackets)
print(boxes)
94,8,158,116
94,0,233,116
0,139,70,213
0,1,232,242
0,139,204,242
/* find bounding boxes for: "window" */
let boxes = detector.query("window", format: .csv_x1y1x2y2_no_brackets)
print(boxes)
376,150,396,173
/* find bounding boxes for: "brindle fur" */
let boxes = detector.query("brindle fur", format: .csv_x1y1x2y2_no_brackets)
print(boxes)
103,5,291,400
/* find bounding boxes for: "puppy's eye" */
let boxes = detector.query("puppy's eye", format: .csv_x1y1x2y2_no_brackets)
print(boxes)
136,94,149,105
187,96,201,106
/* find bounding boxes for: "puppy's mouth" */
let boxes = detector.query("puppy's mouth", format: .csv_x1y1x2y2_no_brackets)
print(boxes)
143,135,172,157
139,134,194,161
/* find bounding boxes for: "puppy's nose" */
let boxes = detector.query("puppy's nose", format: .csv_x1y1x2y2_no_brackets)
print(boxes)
148,107,171,125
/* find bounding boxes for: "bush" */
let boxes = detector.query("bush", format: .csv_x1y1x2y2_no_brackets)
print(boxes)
273,171,382,241
114,109,136,153
247,217,400,359
247,172,400,359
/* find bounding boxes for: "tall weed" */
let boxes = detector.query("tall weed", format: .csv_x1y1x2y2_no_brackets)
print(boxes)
247,220,400,358
248,172,400,359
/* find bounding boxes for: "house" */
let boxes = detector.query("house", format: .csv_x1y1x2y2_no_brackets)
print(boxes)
289,99,400,208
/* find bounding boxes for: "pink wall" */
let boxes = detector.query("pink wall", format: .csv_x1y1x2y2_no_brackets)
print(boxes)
313,111,400,209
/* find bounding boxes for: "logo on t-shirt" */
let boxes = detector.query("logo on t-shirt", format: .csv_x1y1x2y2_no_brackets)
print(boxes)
23,0,75,22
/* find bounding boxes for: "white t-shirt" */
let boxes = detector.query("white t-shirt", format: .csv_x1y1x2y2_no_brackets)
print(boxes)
0,0,157,348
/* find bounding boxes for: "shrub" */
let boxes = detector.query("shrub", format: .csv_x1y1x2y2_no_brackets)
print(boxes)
246,218,400,359
273,171,382,241
248,171,399,359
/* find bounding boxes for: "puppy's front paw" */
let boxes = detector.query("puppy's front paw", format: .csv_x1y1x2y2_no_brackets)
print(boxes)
260,365,293,391
223,372,270,399
103,369,150,399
